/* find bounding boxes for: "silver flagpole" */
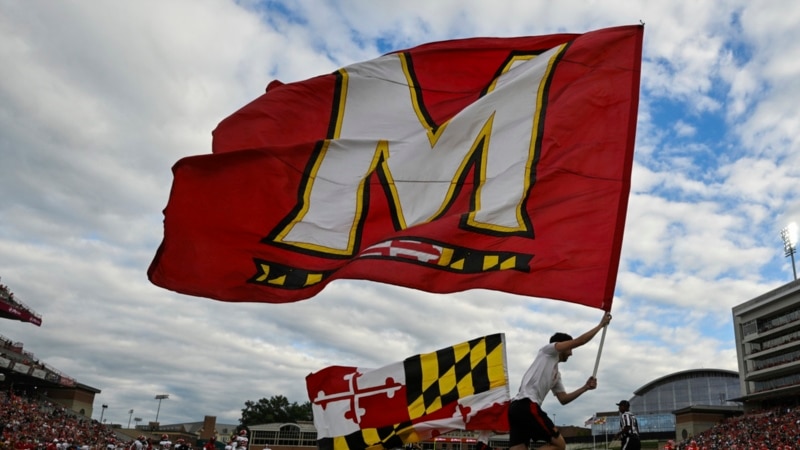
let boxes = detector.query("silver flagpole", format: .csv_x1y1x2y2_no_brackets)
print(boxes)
592,324,608,378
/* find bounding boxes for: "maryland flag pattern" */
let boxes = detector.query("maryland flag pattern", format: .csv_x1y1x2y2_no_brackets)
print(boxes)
311,334,509,450
405,333,505,417
322,422,412,450
250,239,531,290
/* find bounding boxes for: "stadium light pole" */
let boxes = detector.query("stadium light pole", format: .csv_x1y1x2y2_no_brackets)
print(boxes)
100,404,108,423
781,222,798,281
154,394,169,423
128,409,134,428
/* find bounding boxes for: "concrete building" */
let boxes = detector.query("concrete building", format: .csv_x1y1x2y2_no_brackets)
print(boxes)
731,279,800,410
589,369,741,441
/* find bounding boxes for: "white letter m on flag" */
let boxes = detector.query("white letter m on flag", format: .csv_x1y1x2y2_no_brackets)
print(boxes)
272,45,566,256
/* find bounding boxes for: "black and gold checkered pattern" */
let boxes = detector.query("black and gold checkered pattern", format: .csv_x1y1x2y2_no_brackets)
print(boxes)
431,247,531,274
249,258,334,289
318,421,415,450
404,333,506,418
249,240,531,290
317,335,507,450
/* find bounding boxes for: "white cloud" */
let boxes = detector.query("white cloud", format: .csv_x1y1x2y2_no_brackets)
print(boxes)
673,120,697,137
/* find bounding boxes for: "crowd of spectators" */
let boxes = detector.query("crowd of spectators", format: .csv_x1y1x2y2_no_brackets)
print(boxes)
3,383,800,450
678,406,800,449
0,280,18,305
0,284,17,304
0,391,119,450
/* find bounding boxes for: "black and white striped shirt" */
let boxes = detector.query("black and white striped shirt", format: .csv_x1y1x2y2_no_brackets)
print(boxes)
619,411,639,436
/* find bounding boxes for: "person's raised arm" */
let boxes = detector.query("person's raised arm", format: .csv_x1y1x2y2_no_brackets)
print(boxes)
554,376,598,405
554,312,612,354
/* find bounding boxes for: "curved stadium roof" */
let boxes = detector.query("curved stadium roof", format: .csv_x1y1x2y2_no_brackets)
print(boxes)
629,368,740,414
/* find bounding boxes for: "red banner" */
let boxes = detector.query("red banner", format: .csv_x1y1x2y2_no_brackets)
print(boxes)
0,298,42,326
149,25,643,309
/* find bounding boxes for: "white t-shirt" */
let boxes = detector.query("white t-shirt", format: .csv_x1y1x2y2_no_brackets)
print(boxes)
513,343,565,404
234,437,247,449
476,430,492,442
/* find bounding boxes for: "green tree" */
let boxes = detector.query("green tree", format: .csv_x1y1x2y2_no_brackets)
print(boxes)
239,395,313,425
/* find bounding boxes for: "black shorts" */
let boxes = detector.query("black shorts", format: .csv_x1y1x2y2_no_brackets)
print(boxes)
507,398,558,446
621,435,641,450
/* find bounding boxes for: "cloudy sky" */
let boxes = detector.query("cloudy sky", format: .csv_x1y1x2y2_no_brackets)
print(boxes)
2,0,800,431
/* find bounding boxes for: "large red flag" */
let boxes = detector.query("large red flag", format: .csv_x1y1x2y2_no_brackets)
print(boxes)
148,25,643,310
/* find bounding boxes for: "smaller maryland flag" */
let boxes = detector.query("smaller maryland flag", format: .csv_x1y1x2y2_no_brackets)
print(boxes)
306,334,510,450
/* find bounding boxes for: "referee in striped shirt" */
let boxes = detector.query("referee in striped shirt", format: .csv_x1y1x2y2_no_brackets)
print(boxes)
614,400,640,450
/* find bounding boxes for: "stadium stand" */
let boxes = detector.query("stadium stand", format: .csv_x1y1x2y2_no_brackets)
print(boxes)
676,406,800,449
0,390,125,449
0,279,42,326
